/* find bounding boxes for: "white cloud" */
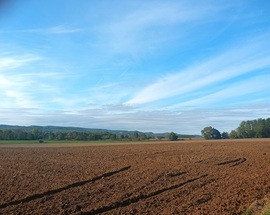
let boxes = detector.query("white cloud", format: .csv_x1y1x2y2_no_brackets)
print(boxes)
169,73,270,109
4,90,37,108
27,25,84,34
1,103,269,134
0,55,40,70
1,1,269,135
0,53,74,109
0,54,41,108
1,25,84,35
125,32,270,105
96,1,231,55
0,74,12,87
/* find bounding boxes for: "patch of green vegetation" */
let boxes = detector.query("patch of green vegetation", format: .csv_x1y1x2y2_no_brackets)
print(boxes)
261,200,270,215
242,208,253,215
262,205,270,215
0,139,150,145
242,198,270,215
0,140,38,144
262,211,270,215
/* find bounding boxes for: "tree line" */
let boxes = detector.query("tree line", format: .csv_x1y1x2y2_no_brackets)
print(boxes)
201,118,270,139
0,129,149,141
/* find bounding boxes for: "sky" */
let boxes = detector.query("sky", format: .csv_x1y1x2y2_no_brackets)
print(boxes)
0,0,270,134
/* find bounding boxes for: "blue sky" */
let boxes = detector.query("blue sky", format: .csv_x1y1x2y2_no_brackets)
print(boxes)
0,0,270,134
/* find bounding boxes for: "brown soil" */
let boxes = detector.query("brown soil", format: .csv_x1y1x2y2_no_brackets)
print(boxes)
0,139,269,215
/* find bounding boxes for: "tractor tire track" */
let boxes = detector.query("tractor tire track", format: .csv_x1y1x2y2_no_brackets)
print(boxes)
217,158,246,167
82,174,208,215
0,166,131,209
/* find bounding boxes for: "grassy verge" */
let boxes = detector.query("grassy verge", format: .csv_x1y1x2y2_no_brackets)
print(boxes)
261,203,270,215
242,197,270,215
0,139,152,145
0,140,39,144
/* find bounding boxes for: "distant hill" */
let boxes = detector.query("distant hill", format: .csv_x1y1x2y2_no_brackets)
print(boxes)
0,124,116,133
0,124,200,138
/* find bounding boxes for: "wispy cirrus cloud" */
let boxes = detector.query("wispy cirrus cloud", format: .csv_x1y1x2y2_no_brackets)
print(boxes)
125,32,270,106
1,0,269,134
96,1,233,55
0,54,39,108
169,73,270,109
2,103,269,134
0,54,41,70
1,25,84,35
26,25,84,34
0,52,73,109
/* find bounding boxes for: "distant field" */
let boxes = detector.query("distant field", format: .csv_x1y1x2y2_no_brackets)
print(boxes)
0,139,126,144
0,138,199,147
0,139,269,214
0,139,157,147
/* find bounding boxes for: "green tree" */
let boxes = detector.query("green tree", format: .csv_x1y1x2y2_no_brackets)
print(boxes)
233,118,270,138
55,132,65,140
254,118,264,138
3,130,15,140
237,120,256,138
31,129,44,140
201,127,221,140
139,133,147,141
201,126,213,140
265,118,270,137
221,131,229,139
211,128,221,139
110,134,117,140
0,130,3,140
47,132,55,140
132,131,139,140
168,132,178,141
18,131,28,140
229,130,238,139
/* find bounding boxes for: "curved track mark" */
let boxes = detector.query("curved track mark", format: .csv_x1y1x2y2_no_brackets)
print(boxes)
121,171,187,200
230,158,246,167
0,166,131,209
167,171,187,178
217,158,246,167
194,195,212,206
82,174,208,215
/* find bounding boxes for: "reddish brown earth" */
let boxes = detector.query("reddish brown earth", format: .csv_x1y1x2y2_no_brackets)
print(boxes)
0,139,270,215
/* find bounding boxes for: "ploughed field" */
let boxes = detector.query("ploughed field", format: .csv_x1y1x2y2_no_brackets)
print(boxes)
0,139,269,215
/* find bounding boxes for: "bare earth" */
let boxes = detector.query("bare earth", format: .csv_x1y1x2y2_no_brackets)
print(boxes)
0,139,269,215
